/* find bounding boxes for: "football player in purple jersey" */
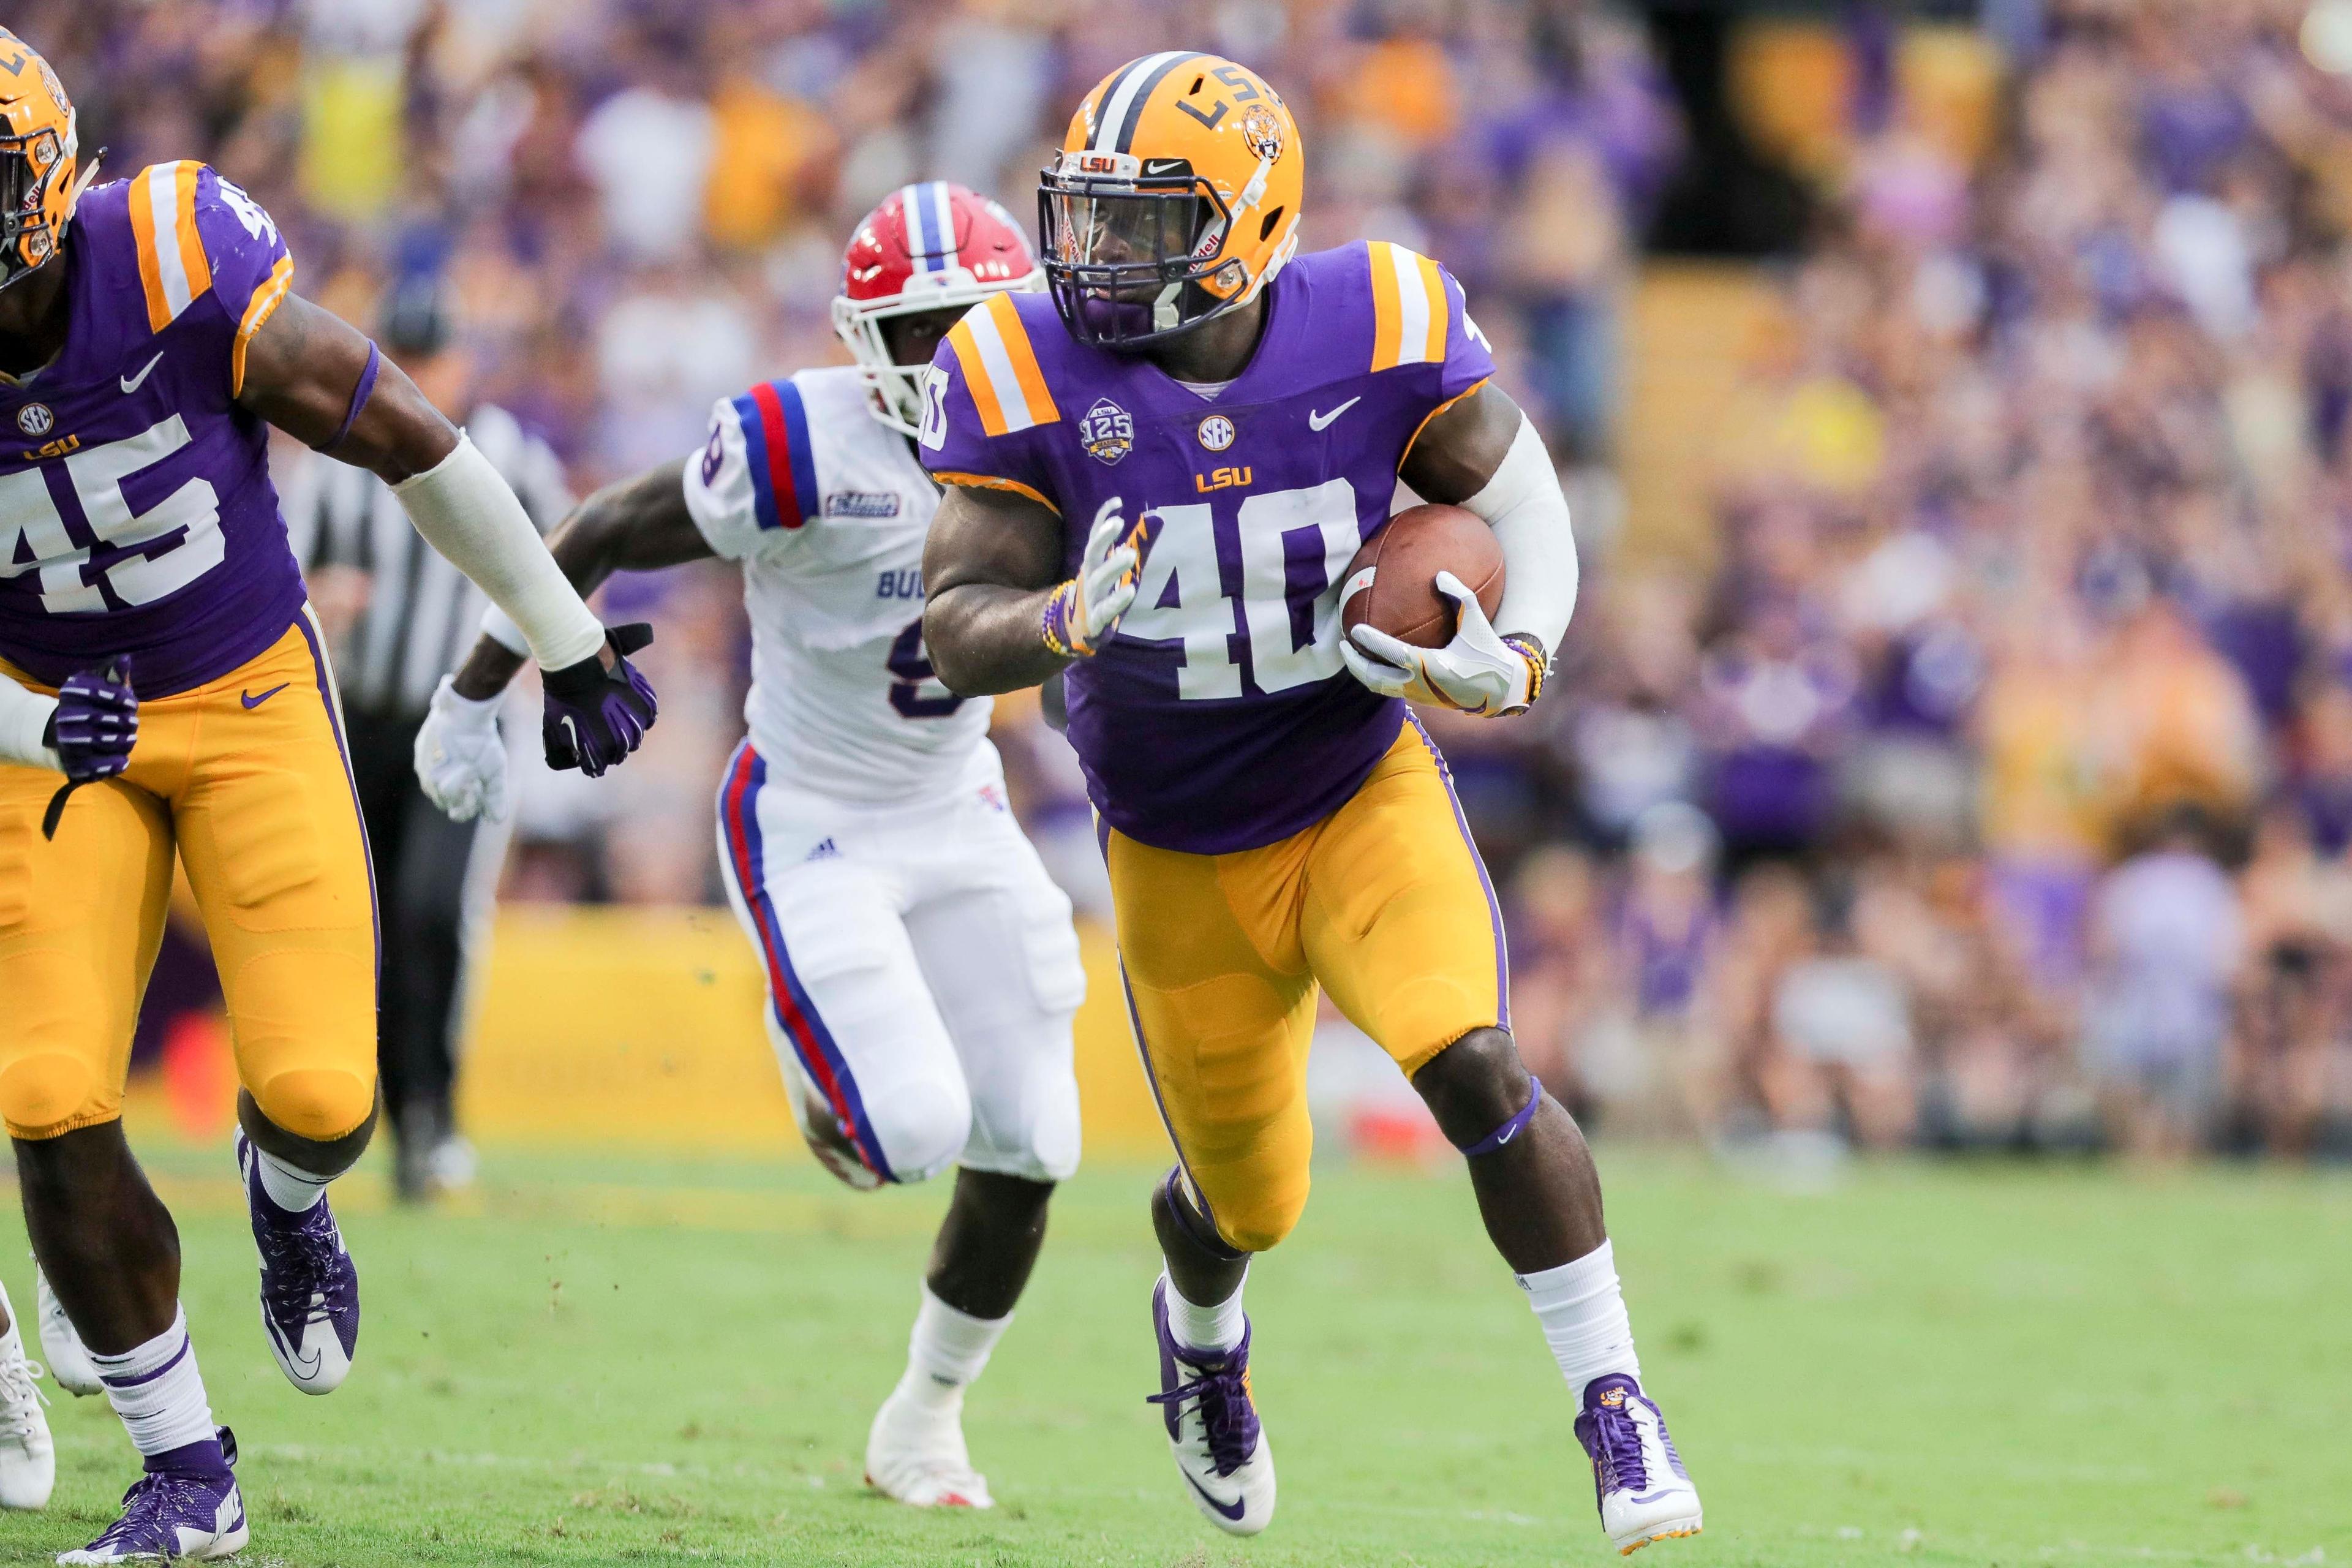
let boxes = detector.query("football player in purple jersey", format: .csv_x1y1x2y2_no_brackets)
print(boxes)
918,54,1702,1553
0,30,655,1562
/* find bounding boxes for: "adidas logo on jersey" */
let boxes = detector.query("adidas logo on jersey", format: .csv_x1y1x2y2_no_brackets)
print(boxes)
805,838,841,862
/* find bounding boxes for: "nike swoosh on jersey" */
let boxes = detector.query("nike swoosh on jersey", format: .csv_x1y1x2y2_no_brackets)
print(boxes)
1183,1469,1249,1522
120,352,164,396
1307,397,1361,431
240,683,289,709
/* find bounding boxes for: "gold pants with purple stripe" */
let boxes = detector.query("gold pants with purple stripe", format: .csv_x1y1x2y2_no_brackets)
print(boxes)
0,614,378,1141
1106,719,1506,1253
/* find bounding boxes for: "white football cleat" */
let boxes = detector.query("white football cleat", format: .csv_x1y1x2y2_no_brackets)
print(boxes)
34,1267,102,1397
864,1379,993,1508
1575,1374,1702,1554
0,1282,55,1512
1147,1279,1276,1536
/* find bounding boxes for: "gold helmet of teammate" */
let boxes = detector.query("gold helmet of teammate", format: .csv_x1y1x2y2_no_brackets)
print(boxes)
1038,53,1302,351
0,29,90,295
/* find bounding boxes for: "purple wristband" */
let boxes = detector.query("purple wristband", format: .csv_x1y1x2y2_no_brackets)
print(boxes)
323,341,380,451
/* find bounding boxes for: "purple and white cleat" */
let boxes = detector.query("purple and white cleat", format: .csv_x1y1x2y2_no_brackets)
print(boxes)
1145,1279,1276,1536
1575,1374,1702,1555
58,1428,247,1564
236,1131,358,1395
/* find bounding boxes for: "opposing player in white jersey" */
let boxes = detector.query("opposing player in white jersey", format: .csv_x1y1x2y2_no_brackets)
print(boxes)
412,185,1085,1509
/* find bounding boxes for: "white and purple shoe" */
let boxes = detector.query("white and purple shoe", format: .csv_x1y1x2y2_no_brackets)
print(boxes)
1575,1374,1702,1555
1145,1279,1276,1536
58,1428,247,1564
236,1131,358,1395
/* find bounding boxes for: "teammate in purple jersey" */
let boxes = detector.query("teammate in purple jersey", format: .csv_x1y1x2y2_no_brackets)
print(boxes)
0,31,656,1562
920,53,1702,1553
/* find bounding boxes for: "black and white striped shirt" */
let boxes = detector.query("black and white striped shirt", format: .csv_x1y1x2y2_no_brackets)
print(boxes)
284,405,572,721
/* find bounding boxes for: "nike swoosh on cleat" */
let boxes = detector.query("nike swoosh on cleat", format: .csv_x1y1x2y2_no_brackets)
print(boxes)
120,352,163,396
1308,397,1360,431
240,684,289,709
1182,1469,1248,1522
1625,1488,1686,1505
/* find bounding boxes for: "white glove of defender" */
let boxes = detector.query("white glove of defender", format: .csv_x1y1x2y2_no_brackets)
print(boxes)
414,676,510,823
1342,571,1542,716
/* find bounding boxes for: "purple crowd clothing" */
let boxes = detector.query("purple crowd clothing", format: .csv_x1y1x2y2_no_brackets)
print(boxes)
921,242,1498,854
0,164,306,698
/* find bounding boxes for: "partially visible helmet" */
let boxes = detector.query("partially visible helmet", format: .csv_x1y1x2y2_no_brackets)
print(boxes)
832,182,1044,437
1038,53,1302,352
0,30,89,296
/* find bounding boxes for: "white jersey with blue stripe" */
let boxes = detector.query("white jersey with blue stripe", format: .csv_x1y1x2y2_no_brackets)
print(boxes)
684,364,992,801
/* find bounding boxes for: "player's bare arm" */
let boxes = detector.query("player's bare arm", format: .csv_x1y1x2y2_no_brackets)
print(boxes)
448,459,709,702
236,292,456,481
921,481,1071,696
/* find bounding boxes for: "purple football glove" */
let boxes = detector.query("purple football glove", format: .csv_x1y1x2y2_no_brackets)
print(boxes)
541,623,657,778
41,655,138,839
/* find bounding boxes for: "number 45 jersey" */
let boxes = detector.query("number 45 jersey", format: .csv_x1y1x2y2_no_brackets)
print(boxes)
0,163,303,696
685,364,990,799
918,241,1496,854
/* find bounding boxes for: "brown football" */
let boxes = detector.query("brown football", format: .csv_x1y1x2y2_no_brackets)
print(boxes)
1339,502,1505,650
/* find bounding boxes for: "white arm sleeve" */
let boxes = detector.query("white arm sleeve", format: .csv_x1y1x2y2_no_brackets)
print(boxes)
1461,415,1578,655
393,432,606,671
0,671,61,772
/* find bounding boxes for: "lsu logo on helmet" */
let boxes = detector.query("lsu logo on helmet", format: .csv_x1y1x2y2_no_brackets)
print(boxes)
0,28,91,294
1038,53,1303,350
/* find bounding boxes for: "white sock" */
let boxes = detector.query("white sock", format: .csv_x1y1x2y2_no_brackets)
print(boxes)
1163,1267,1246,1356
91,1308,218,1464
1517,1240,1640,1397
897,1286,1011,1413
253,1145,329,1213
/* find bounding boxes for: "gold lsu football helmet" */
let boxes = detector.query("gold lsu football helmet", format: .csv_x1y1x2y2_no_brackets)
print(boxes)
1039,53,1303,350
0,29,92,295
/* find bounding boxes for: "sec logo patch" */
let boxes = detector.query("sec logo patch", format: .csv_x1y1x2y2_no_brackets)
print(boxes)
16,403,52,437
1197,414,1235,452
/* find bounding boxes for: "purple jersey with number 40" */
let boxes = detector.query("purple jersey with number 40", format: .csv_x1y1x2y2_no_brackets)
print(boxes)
0,162,303,698
919,240,1496,854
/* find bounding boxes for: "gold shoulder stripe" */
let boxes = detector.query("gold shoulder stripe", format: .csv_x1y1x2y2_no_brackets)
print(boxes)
129,162,213,333
933,471,1061,513
1368,240,1447,372
231,253,296,396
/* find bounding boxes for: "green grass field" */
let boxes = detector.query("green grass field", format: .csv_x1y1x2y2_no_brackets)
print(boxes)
1,1145,2345,1567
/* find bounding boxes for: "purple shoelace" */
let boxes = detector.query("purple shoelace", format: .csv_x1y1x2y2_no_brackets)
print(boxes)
1147,1332,1261,1478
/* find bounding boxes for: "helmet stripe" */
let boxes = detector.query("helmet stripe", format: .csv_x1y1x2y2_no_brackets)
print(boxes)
927,182,957,273
899,184,932,271
1094,51,1196,154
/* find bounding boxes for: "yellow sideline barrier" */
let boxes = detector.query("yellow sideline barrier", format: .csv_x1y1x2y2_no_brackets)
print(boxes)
455,907,1172,1158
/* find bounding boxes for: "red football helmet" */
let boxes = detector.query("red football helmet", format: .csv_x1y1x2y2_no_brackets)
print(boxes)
834,181,1044,437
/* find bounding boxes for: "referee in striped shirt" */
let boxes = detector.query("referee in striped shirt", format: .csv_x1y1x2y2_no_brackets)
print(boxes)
285,279,571,1202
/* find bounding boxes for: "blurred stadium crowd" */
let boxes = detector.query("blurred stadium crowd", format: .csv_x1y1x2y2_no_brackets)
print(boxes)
35,0,2352,1163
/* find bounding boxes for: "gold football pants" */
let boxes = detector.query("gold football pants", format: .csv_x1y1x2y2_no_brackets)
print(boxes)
0,612,378,1141
1106,718,1507,1252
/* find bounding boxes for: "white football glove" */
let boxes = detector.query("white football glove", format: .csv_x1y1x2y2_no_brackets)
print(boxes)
1042,497,1158,657
1342,571,1547,717
414,676,510,823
